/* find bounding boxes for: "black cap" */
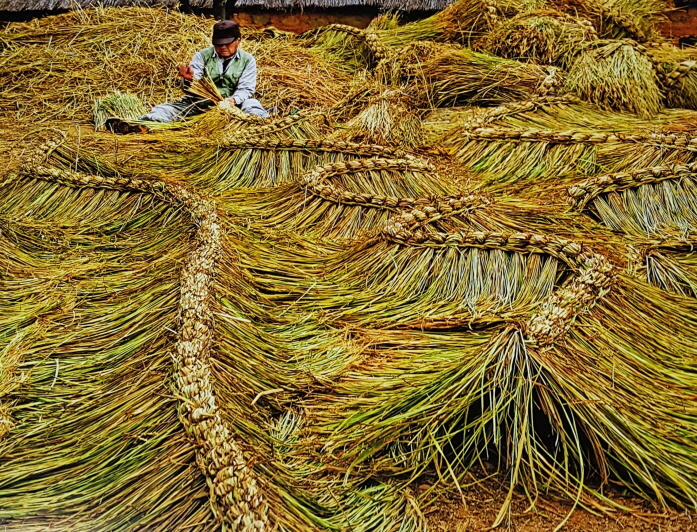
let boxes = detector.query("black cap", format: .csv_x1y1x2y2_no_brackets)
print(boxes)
212,20,241,45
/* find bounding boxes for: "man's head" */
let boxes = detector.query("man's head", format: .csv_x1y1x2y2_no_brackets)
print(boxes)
212,20,241,58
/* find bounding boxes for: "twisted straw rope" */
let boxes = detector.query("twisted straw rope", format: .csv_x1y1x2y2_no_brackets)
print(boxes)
460,95,580,130
214,136,416,159
457,127,697,150
378,222,615,346
567,161,697,210
217,104,312,139
381,225,585,266
296,158,494,228
16,140,269,530
525,251,614,347
387,194,491,228
301,157,439,209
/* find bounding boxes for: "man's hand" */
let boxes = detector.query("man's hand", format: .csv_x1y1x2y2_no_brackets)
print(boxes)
224,97,238,107
178,63,194,80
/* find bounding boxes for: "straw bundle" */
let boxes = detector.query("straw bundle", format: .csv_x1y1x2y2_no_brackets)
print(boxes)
0,7,211,125
441,108,697,190
93,90,147,131
644,46,697,110
569,162,697,295
400,42,553,107
576,0,666,42
478,12,598,64
233,157,461,239
375,0,510,47
340,87,424,149
306,24,392,70
565,40,663,117
168,137,415,191
185,75,224,104
249,36,353,113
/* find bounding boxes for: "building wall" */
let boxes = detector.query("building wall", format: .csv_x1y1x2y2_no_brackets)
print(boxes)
233,6,697,40
662,5,697,41
232,7,375,32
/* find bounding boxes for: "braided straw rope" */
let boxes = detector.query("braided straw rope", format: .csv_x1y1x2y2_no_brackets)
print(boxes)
378,222,615,346
525,251,614,347
381,225,585,265
214,136,416,159
460,95,580,129
296,158,496,228
301,157,438,209
384,195,491,229
17,140,269,530
567,161,697,210
457,127,697,150
217,104,313,139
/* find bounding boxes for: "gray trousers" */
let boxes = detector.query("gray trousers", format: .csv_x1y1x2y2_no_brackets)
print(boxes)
140,96,269,122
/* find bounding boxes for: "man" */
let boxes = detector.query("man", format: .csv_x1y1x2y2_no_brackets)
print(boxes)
107,20,267,133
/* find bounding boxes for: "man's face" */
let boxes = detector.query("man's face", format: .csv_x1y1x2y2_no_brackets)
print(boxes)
214,39,240,58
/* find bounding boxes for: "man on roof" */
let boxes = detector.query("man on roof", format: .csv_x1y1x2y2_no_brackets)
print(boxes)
107,20,267,133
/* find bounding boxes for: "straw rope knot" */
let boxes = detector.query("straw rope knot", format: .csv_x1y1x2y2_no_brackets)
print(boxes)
525,251,614,347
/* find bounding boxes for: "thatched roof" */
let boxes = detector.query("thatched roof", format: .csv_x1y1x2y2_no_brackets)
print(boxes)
0,0,453,11
0,0,173,10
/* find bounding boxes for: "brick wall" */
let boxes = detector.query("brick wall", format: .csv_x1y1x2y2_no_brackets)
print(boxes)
233,8,374,33
661,5,697,40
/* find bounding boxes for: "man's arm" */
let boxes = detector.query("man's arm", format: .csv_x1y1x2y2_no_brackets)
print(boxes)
230,55,257,106
187,51,205,80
